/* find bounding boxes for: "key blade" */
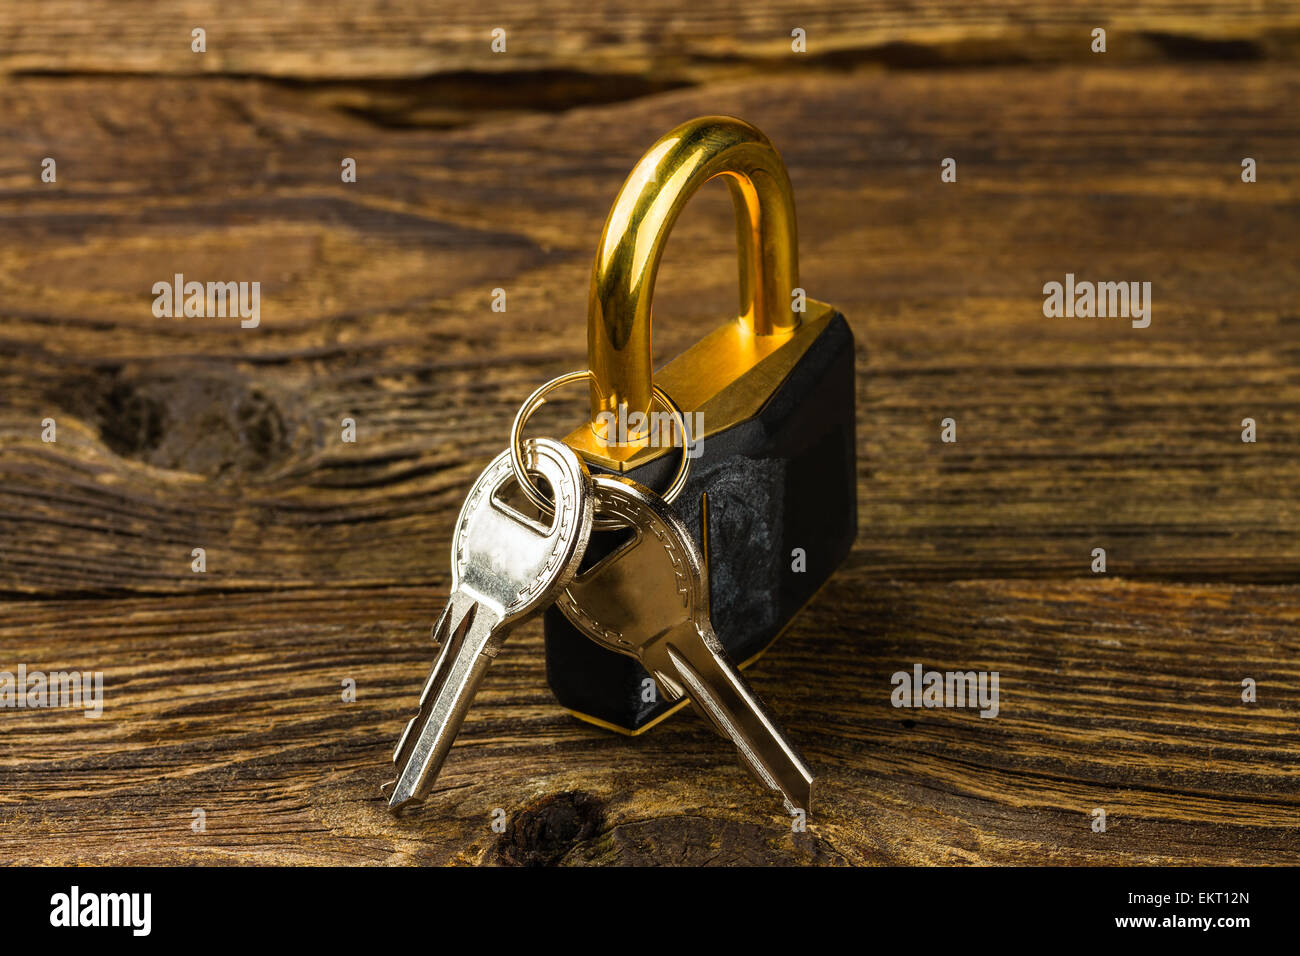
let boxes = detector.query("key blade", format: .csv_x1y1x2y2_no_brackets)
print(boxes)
389,598,461,776
656,630,815,816
386,597,505,809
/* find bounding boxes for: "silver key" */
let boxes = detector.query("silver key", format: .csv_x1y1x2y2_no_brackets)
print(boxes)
384,438,594,809
555,474,814,815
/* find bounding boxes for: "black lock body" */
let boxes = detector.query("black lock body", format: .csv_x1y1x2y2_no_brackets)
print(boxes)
544,308,857,732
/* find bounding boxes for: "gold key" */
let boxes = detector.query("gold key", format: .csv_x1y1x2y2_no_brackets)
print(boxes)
555,473,815,815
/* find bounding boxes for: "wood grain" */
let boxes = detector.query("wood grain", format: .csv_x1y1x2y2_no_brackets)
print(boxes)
2,1,1299,82
1,578,1296,864
0,44,1297,863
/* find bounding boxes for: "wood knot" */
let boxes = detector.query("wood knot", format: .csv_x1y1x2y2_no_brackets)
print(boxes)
492,791,605,866
78,364,299,481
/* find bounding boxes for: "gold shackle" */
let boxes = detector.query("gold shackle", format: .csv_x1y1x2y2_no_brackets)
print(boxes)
586,116,802,442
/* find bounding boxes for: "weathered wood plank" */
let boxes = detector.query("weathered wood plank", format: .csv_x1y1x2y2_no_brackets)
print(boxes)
1,1,1298,81
2,65,1298,595
1,61,1296,864
0,579,1295,864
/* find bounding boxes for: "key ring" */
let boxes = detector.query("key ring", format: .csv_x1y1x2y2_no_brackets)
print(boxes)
509,369,692,529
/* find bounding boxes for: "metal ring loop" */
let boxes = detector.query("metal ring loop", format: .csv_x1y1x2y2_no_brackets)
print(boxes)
509,369,692,529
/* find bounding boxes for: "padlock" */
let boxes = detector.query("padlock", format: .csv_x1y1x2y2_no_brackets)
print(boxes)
542,115,858,733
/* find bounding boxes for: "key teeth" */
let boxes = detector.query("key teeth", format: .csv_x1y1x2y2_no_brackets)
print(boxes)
393,714,420,762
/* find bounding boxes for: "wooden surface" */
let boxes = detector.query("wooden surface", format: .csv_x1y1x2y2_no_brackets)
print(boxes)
1,2,1298,865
